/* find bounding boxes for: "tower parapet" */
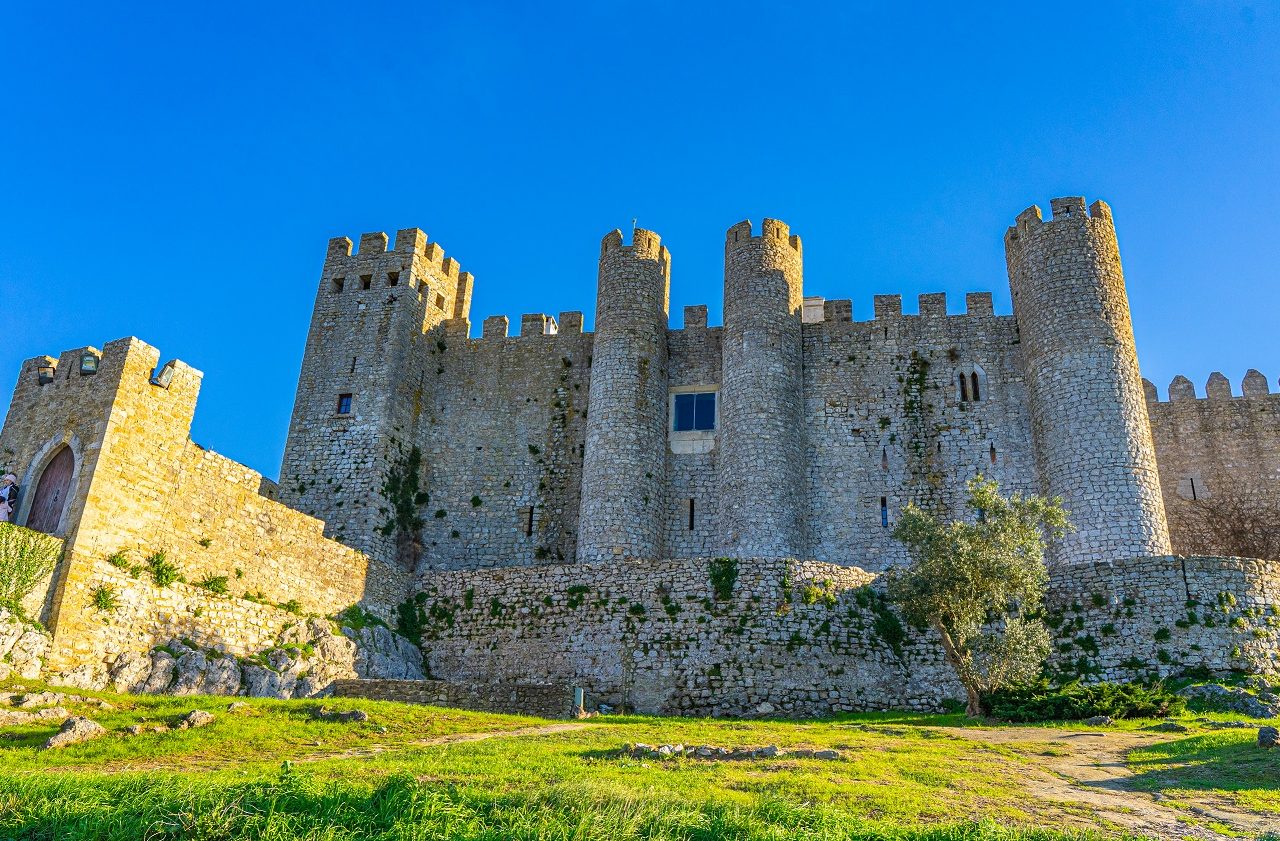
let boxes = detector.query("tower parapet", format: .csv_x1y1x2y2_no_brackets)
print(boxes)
1005,198,1171,567
280,227,473,564
577,228,671,562
718,219,807,558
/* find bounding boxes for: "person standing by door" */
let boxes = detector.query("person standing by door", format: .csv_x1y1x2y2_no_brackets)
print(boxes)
0,474,18,523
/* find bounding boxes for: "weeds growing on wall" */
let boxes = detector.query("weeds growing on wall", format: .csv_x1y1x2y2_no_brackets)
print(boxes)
378,445,427,567
709,558,738,601
89,584,118,613
197,575,230,596
333,604,388,631
395,596,427,648
145,552,180,588
0,523,62,616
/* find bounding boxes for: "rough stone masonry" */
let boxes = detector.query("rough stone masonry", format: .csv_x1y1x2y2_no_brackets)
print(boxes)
2,196,1277,713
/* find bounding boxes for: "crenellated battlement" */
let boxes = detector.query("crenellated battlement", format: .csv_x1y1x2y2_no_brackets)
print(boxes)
799,291,1001,324
324,227,471,285
15,338,202,398
599,228,671,280
1144,369,1276,403
474,311,589,340
724,218,802,255
1004,196,1114,252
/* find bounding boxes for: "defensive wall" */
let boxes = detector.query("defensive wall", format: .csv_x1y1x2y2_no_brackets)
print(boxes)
408,553,1280,716
0,337,411,671
1143,371,1280,555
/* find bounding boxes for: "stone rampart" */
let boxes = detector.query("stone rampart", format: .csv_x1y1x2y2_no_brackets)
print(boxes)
330,678,570,718
1046,555,1280,682
415,557,961,716
1144,372,1280,558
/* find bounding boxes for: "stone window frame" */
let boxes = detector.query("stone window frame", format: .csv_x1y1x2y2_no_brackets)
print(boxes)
668,385,719,455
955,363,988,403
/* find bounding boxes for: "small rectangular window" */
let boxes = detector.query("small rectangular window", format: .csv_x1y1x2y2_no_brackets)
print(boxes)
360,275,372,290
687,498,695,531
673,392,716,432
880,497,889,528
521,506,535,537
336,393,353,415
387,272,399,287
435,292,447,311
332,276,345,293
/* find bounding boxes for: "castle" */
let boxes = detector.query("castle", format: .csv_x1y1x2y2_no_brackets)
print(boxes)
4,197,1278,715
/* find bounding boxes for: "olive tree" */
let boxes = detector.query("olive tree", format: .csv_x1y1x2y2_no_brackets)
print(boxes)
884,476,1070,716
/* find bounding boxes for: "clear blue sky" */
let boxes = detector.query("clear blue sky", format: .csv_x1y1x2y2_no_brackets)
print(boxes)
2,2,1277,479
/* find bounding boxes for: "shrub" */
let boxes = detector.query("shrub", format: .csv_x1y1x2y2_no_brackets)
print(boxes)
196,575,229,595
278,599,303,615
90,584,118,613
334,604,388,631
105,550,131,569
708,557,737,601
145,551,179,587
984,680,1186,722
395,598,426,647
0,523,63,611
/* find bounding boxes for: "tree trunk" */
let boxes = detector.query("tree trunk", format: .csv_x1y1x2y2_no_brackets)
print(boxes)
931,619,982,717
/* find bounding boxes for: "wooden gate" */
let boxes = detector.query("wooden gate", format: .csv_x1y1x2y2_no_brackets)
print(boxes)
26,447,74,534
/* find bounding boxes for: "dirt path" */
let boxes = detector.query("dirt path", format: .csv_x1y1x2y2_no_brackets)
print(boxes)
931,727,1271,840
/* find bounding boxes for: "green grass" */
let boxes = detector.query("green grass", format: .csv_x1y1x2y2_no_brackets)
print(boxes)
1127,729,1280,815
0,679,1263,840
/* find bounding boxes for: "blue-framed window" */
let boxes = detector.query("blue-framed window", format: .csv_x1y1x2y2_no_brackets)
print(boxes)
336,393,353,415
673,392,716,432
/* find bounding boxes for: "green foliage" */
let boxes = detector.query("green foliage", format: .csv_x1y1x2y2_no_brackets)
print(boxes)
145,551,179,588
984,680,1187,722
0,523,62,613
566,585,589,609
708,557,737,601
377,446,426,566
884,475,1070,714
105,550,130,569
197,537,213,548
89,584,118,613
799,581,837,608
278,599,303,615
196,575,229,595
395,598,426,647
333,604,388,631
470,495,483,507
1153,627,1171,642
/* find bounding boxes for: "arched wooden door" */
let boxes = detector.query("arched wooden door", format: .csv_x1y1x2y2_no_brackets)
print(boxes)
26,447,74,534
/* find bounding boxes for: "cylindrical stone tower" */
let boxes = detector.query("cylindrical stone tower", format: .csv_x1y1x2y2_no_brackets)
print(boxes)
577,229,671,563
1005,197,1171,567
719,219,807,558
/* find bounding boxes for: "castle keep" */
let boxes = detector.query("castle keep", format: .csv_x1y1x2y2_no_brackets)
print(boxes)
4,197,1279,714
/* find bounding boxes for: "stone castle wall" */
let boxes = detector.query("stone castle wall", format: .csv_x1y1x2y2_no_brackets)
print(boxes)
414,556,961,716
799,293,1039,569
0,337,410,670
1047,555,1280,682
1145,372,1280,556
411,553,1279,716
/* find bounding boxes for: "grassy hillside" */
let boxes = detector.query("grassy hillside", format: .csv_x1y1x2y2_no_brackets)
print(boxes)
0,678,1275,840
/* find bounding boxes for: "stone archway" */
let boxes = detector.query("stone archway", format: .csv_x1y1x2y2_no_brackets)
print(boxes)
26,446,74,534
